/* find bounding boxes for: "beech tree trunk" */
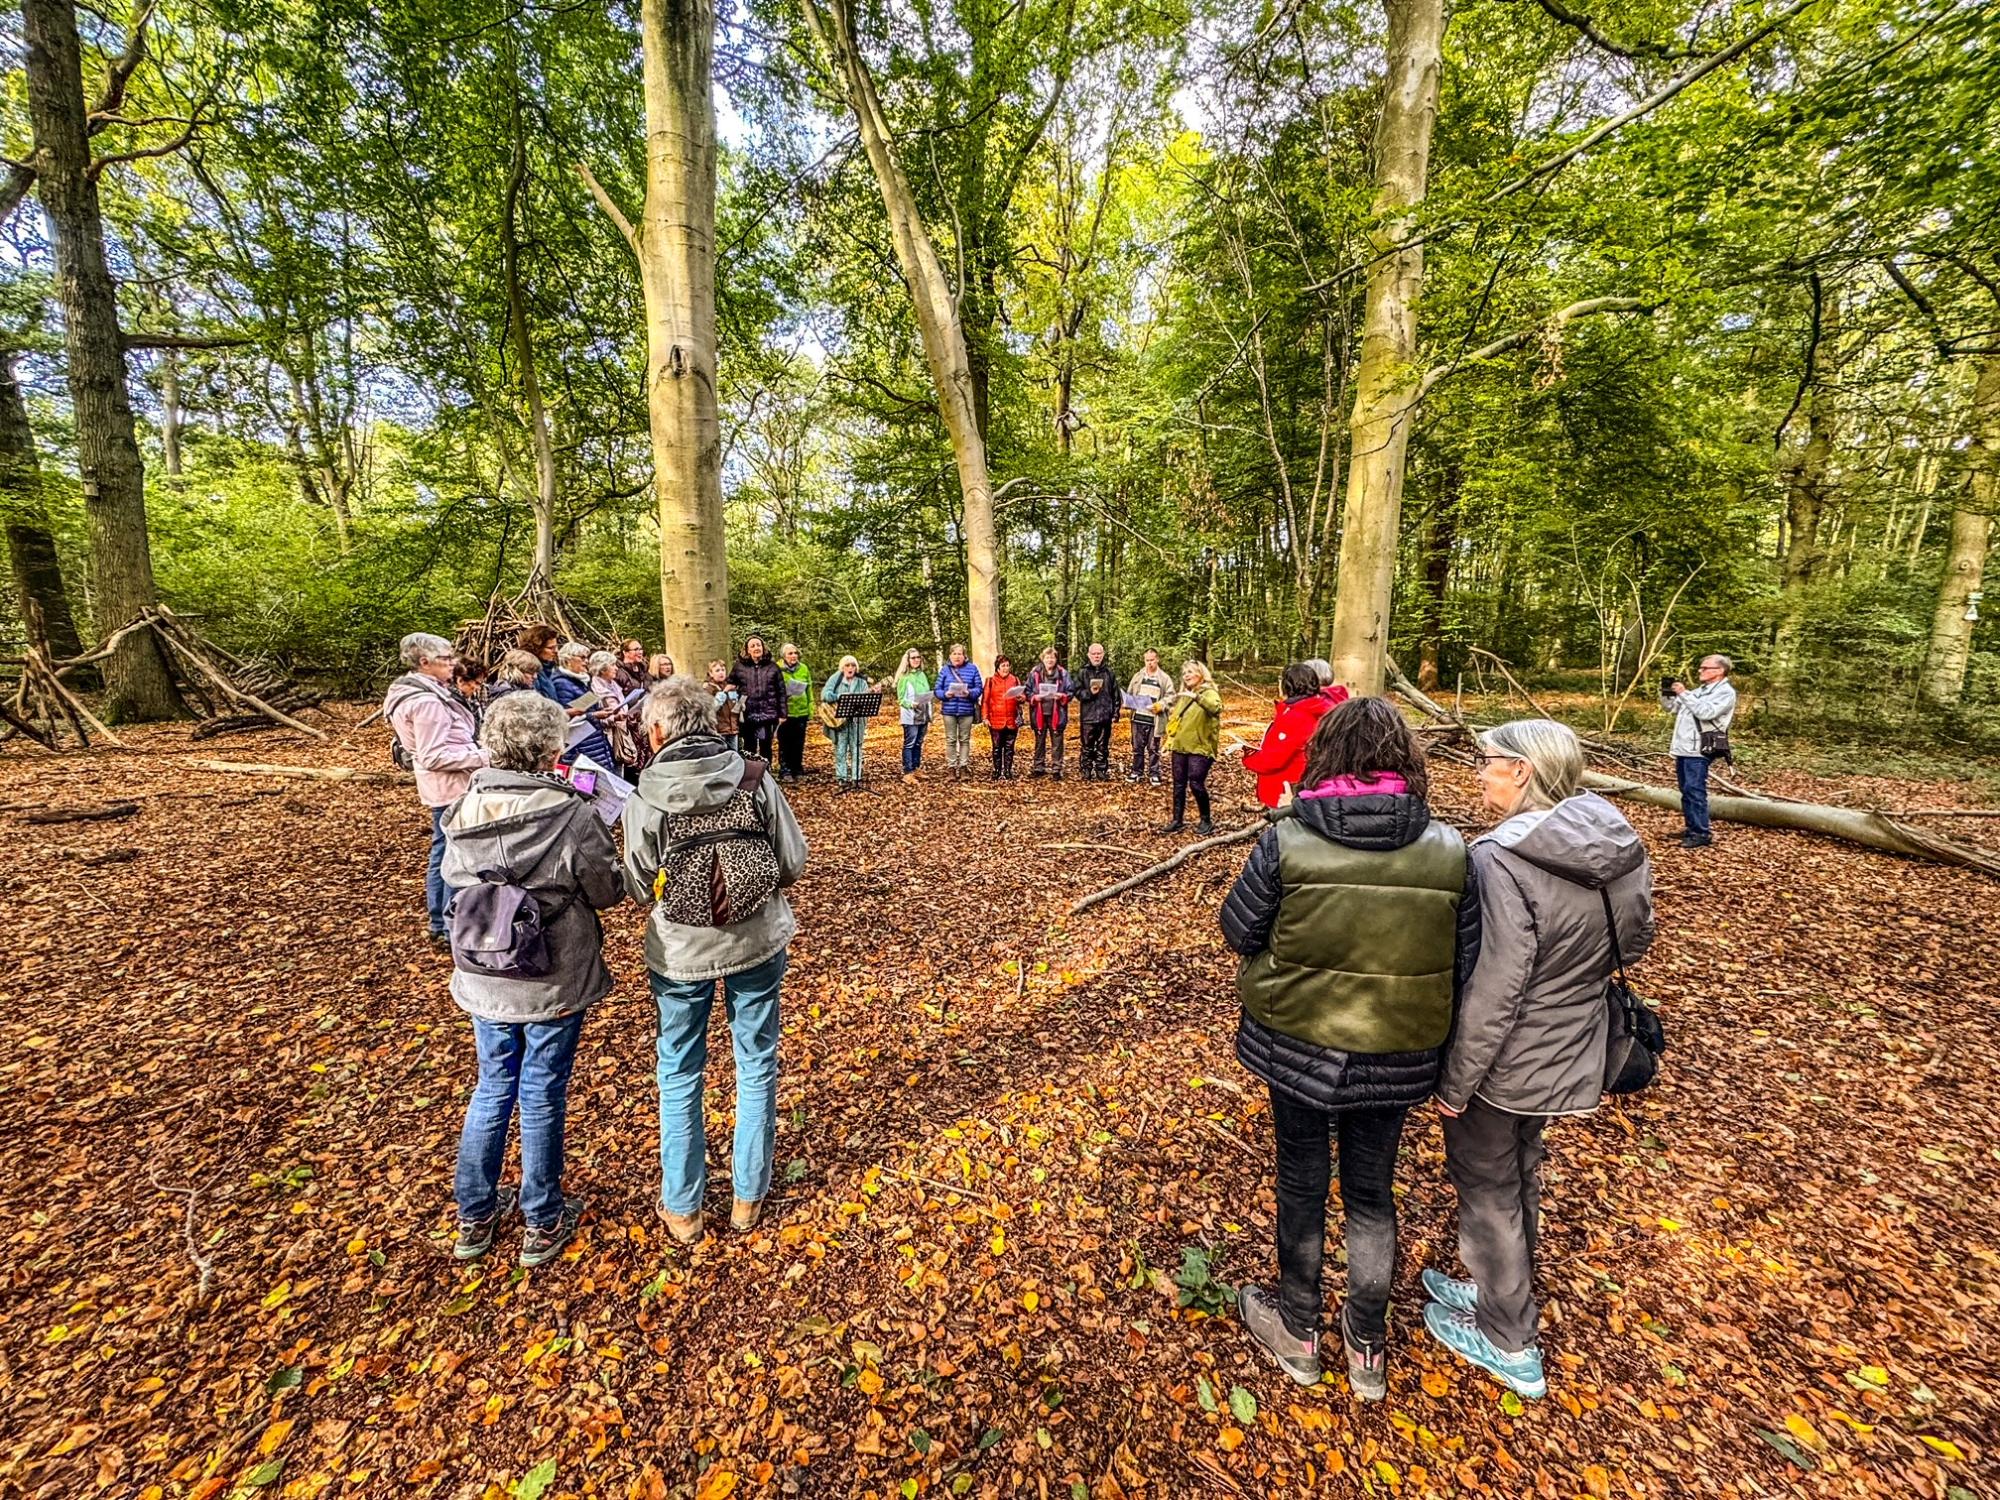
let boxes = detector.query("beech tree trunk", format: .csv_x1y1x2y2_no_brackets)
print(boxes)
1920,353,2000,707
1326,0,1445,696
802,0,1002,672
159,347,183,476
1771,280,1841,681
1415,474,1457,691
22,0,181,719
637,0,730,669
1,350,83,659
504,77,560,588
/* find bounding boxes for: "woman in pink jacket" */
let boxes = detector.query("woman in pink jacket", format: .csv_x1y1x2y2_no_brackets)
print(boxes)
384,632,491,946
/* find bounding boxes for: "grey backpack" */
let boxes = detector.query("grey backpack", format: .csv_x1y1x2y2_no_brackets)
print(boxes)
449,876,578,979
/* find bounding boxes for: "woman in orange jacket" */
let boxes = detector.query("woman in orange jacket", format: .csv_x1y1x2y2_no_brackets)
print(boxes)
982,654,1024,779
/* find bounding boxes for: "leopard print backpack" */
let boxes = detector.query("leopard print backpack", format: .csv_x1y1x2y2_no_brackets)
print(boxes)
650,760,781,927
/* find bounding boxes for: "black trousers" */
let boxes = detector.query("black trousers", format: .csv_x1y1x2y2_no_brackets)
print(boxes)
1271,1091,1408,1346
1079,720,1113,777
740,719,776,762
989,726,1018,776
1130,715,1162,779
1171,751,1213,822
776,716,808,775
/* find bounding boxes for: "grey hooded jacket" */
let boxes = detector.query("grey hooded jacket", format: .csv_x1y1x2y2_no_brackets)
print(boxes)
621,733,807,981
1662,678,1736,758
441,769,624,1023
1437,792,1655,1117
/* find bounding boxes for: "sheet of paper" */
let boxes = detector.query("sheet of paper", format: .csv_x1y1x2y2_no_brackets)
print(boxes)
569,755,635,825
1004,685,1027,700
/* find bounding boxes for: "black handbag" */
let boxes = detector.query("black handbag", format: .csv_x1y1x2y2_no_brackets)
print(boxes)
1697,722,1732,762
1600,888,1666,1095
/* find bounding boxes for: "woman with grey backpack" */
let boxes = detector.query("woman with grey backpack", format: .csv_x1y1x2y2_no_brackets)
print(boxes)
623,675,807,1244
441,692,625,1268
1427,718,1654,1399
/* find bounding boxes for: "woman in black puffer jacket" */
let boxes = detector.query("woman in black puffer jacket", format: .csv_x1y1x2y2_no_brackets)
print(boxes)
1219,697,1482,1398
728,635,785,762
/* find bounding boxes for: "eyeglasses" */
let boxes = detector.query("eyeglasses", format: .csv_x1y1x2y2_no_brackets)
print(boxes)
1471,752,1523,769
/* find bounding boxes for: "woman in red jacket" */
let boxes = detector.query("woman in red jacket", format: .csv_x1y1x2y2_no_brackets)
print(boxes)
1243,663,1350,808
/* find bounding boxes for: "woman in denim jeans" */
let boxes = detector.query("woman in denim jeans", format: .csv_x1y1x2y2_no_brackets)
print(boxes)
440,692,624,1267
894,648,933,782
622,675,808,1243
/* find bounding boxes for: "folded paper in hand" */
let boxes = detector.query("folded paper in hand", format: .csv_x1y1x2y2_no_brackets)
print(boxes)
567,754,635,825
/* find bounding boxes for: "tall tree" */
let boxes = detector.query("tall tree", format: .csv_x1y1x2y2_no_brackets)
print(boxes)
1921,354,2000,707
1326,0,1445,694
20,0,180,715
0,348,83,659
799,0,1002,670
586,0,730,667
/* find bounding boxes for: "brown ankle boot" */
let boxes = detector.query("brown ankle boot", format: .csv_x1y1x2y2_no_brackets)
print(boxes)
730,1198,763,1232
658,1205,704,1246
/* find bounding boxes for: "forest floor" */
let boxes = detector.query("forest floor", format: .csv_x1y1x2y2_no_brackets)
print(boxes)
1,693,1996,1500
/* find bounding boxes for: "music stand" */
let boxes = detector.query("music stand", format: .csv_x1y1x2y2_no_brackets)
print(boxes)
833,690,885,792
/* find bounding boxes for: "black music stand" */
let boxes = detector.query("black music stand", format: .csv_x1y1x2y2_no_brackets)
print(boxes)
833,690,885,792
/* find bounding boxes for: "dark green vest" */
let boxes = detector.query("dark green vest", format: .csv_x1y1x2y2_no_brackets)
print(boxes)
1236,817,1467,1054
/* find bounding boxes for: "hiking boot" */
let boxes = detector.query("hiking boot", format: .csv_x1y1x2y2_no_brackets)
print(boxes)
519,1198,584,1269
1421,1268,1478,1313
658,1204,704,1246
731,1197,763,1232
454,1185,518,1261
1237,1284,1320,1386
429,931,451,952
1158,820,1185,834
1339,1306,1387,1402
1194,819,1215,836
1678,832,1711,849
1423,1303,1546,1399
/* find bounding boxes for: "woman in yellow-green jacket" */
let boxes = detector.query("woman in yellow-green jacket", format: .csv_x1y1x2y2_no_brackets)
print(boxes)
1161,660,1224,834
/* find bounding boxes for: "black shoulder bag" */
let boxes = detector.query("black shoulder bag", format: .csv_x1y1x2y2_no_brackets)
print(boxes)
1600,888,1666,1095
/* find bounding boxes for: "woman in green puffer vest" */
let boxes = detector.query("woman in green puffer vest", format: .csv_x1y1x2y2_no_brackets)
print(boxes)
776,643,812,782
1160,660,1224,834
1218,696,1482,1399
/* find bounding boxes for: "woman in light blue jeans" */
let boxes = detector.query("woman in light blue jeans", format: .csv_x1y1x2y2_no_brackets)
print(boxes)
621,674,809,1243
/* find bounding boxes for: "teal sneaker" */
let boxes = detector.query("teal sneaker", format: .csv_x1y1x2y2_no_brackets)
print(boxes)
1423,1303,1546,1399
453,1186,518,1262
519,1199,584,1269
1422,1268,1478,1313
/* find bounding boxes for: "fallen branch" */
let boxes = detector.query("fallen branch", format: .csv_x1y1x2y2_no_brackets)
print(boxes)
22,802,139,824
1070,820,1267,914
148,1165,216,1305
151,611,326,740
184,759,409,783
1582,773,2000,879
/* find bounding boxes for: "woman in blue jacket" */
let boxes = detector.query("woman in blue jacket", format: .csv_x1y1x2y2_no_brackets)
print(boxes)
932,642,984,782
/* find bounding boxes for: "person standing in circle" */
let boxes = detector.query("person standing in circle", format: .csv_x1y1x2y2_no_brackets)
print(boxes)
776,642,813,782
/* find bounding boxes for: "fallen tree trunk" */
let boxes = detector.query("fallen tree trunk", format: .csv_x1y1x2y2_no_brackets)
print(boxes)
1582,773,2000,879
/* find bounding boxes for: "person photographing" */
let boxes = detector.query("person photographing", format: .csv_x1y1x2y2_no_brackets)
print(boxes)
1661,654,1736,850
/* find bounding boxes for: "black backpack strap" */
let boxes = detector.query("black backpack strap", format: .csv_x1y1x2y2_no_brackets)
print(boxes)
1600,887,1627,986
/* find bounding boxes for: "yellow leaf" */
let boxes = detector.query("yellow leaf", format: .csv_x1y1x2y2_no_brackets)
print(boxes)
345,1236,366,1255
258,1419,294,1457
856,1369,883,1397
1216,1427,1244,1453
1582,1464,1611,1500
1420,1370,1451,1398
1919,1436,1965,1462
1827,1410,1875,1436
1783,1414,1822,1450
695,1468,739,1500
261,1281,292,1310
1373,1459,1401,1489
990,1229,1006,1255
1656,1218,1683,1232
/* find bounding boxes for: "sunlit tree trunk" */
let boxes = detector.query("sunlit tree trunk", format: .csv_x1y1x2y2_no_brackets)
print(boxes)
504,65,560,588
1327,0,1444,695
1920,353,2000,707
1,349,83,659
22,0,181,718
639,0,729,667
158,346,183,476
801,0,1002,671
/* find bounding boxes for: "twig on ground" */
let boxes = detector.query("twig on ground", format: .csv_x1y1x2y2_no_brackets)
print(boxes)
1200,1116,1260,1159
148,1164,217,1305
1070,820,1267,914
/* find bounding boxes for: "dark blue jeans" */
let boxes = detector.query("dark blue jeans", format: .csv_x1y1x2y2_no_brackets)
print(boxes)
1675,754,1711,838
901,721,929,773
454,1011,585,1227
426,806,450,935
1271,1092,1407,1346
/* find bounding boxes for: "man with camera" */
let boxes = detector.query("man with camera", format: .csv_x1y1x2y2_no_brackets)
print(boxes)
1662,655,1737,849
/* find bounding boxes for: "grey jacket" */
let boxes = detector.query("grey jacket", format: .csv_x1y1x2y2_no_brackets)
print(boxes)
1437,793,1655,1117
621,734,807,981
1662,679,1736,758
441,769,624,1023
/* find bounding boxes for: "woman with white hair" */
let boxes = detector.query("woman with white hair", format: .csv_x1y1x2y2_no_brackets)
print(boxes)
383,631,490,945
441,691,624,1267
622,675,807,1242
821,655,876,791
1425,718,1655,1399
545,640,615,770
